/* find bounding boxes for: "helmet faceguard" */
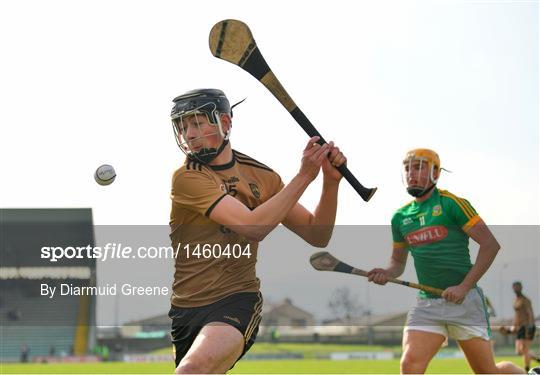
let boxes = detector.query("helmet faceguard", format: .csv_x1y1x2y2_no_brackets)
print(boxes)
402,148,441,198
171,89,232,164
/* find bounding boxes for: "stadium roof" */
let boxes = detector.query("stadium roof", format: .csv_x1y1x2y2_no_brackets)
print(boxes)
1,208,95,268
1,208,93,223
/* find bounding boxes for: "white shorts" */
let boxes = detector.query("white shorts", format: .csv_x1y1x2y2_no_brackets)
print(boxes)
404,287,491,341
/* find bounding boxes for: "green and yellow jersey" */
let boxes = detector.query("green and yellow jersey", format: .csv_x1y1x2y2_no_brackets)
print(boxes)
391,188,481,298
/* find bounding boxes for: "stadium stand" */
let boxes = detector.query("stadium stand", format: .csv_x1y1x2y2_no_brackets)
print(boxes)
0,209,96,362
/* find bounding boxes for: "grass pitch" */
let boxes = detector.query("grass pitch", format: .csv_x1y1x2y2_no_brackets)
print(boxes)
152,342,403,357
1,341,525,374
1,356,524,374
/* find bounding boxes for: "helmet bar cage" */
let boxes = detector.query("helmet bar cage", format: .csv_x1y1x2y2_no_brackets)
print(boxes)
171,102,230,161
402,156,439,191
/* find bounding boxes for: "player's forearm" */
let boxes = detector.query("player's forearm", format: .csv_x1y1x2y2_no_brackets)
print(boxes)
385,258,406,279
511,319,518,330
305,181,339,246
460,240,500,290
244,173,312,237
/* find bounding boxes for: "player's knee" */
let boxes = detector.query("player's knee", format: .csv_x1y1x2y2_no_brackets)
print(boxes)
175,356,211,374
470,362,498,374
175,361,207,374
495,361,521,374
400,351,427,373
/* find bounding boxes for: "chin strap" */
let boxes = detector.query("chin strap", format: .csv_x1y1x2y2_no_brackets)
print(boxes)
407,184,436,198
213,139,229,159
191,139,229,164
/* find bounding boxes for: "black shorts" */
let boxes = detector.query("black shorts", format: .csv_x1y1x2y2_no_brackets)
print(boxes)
169,291,263,367
516,325,536,340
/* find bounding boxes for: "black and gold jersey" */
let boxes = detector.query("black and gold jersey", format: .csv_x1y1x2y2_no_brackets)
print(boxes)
170,150,283,307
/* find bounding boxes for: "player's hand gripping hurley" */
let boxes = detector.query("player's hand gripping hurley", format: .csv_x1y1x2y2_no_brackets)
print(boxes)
209,19,377,202
310,251,444,297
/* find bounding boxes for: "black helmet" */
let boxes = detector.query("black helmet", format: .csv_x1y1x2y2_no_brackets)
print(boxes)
170,89,233,164
171,89,231,125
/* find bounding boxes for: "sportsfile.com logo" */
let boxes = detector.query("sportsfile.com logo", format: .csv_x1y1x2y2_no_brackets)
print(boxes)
40,243,252,262
405,226,448,246
40,243,182,262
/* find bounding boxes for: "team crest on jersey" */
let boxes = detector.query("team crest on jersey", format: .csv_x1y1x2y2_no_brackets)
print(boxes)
405,225,448,246
402,218,413,225
249,183,261,199
432,204,442,216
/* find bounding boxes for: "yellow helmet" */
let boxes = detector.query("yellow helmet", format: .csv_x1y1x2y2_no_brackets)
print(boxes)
402,148,441,197
403,148,440,171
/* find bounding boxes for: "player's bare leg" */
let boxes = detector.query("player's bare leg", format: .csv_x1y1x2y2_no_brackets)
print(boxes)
458,337,525,374
517,339,534,371
401,330,446,374
175,323,244,374
516,338,525,356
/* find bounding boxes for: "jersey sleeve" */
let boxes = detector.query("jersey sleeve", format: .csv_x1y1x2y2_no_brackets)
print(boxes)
258,170,284,203
443,193,481,232
271,172,285,196
171,168,227,217
391,212,407,249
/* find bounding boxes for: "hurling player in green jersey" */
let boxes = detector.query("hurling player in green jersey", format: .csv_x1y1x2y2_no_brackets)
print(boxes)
368,149,524,374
